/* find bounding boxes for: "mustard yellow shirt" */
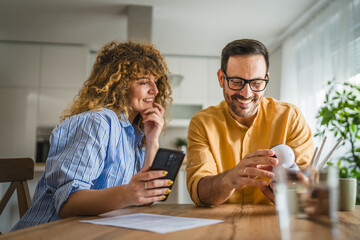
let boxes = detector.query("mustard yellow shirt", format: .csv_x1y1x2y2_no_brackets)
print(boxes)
186,97,314,206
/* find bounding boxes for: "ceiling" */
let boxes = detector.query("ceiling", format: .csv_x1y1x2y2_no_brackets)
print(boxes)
0,0,319,56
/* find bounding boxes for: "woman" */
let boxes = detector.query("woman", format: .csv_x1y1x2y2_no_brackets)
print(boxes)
12,41,173,230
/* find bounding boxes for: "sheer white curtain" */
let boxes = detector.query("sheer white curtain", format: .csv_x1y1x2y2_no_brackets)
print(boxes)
280,0,360,151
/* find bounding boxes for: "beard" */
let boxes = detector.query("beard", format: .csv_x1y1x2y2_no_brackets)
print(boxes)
223,87,263,118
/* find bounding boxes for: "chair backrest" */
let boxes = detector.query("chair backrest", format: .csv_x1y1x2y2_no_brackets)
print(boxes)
0,158,34,218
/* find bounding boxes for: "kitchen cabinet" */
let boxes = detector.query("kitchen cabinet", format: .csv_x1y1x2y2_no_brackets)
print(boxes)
0,43,41,87
166,101,203,127
37,88,79,127
0,42,41,158
38,45,88,126
164,56,180,99
165,56,208,103
206,58,223,107
0,87,38,158
0,42,88,159
163,55,222,128
40,45,87,89
177,57,207,102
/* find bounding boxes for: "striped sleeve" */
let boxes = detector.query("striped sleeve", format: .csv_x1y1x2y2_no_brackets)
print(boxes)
44,112,110,214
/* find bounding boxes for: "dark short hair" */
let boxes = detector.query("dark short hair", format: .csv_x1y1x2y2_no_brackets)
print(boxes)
221,39,269,73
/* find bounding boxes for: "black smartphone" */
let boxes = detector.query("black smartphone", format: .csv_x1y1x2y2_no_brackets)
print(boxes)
149,148,186,201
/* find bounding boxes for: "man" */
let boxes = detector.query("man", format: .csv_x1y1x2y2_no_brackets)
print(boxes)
186,39,314,206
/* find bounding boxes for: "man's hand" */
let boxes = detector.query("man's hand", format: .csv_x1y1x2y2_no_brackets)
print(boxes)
226,149,278,190
198,149,278,206
260,181,276,203
260,170,310,204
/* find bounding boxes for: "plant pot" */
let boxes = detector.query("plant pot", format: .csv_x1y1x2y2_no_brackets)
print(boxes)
180,145,187,154
339,177,357,211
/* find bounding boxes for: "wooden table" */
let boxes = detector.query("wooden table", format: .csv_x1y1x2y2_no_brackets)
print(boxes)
1,204,359,240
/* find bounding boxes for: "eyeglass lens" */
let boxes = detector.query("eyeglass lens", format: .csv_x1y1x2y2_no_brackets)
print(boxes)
229,79,267,91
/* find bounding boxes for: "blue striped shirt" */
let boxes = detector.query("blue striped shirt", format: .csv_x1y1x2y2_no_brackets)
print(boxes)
11,108,144,230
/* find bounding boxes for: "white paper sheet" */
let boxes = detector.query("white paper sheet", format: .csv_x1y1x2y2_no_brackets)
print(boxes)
80,213,223,234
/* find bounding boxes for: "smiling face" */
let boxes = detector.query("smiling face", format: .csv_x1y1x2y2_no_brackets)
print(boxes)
128,74,159,122
218,55,268,125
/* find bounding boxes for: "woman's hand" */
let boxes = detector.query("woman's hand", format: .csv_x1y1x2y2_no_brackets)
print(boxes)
125,167,173,205
141,102,165,145
59,167,174,218
141,103,165,167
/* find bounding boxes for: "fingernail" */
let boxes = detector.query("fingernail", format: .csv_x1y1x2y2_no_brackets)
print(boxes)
271,159,277,164
268,172,275,178
168,180,174,185
165,189,172,194
161,196,166,199
162,171,168,175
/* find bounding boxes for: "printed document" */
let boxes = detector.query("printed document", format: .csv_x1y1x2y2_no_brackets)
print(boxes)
80,213,223,234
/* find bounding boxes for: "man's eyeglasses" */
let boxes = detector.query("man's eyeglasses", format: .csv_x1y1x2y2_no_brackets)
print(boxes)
222,71,269,92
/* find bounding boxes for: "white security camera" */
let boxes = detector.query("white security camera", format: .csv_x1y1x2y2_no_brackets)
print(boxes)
271,144,299,171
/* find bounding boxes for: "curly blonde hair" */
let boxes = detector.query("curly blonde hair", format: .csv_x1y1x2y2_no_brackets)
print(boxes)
61,41,172,122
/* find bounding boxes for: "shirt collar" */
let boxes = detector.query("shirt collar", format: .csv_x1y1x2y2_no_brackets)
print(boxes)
118,113,132,127
118,113,144,146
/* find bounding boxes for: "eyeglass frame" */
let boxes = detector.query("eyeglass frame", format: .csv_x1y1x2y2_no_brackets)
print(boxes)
222,70,269,92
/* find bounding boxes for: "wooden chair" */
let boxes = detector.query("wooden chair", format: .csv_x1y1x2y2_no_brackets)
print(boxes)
0,158,34,218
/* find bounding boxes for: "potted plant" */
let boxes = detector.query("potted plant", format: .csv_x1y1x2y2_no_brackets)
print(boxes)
315,79,360,204
175,138,188,154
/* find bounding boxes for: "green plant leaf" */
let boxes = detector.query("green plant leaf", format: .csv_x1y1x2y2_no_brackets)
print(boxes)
315,79,360,182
